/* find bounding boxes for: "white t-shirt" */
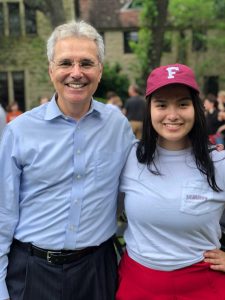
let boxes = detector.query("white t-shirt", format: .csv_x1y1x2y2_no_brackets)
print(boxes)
120,145,225,271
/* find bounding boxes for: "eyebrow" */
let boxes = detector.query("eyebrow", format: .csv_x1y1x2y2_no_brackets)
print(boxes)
57,58,95,62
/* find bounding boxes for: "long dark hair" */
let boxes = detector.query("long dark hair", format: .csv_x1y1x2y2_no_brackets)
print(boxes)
136,88,221,192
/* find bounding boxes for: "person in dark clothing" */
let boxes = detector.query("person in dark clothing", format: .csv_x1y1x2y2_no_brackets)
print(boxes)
124,84,146,139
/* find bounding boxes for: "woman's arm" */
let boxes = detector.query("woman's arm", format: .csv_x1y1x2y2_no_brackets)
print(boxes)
204,249,225,272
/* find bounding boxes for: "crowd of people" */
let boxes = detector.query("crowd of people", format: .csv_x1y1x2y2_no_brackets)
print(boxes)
0,20,225,300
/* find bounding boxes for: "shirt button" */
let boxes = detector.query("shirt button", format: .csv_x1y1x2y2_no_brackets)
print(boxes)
76,174,81,179
69,225,76,231
76,149,81,154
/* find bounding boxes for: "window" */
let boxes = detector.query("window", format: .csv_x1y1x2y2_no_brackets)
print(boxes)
0,3,3,36
0,72,8,110
124,31,138,53
122,0,143,10
8,2,20,36
129,0,143,9
25,3,37,34
74,0,80,18
192,30,207,52
0,71,25,111
0,0,37,37
12,71,25,111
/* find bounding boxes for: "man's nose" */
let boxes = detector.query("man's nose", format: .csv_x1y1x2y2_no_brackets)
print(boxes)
70,63,83,76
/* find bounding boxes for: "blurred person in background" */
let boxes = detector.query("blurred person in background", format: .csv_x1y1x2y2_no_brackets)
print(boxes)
124,84,146,139
106,91,123,111
217,90,225,113
6,101,23,123
204,93,224,145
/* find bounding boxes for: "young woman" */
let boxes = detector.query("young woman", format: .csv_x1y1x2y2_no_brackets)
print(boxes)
116,64,225,300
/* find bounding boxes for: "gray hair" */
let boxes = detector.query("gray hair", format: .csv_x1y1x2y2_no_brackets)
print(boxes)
47,20,105,63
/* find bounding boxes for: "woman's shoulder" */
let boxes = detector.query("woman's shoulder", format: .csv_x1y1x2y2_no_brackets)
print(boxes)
124,142,144,172
211,148,225,165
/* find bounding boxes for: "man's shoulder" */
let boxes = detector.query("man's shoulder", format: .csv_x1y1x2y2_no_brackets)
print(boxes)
94,99,126,120
7,104,46,128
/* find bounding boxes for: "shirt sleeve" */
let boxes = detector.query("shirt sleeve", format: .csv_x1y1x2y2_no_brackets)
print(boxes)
0,127,21,299
119,143,138,193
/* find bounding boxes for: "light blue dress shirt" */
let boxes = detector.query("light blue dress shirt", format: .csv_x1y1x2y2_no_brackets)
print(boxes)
0,95,134,299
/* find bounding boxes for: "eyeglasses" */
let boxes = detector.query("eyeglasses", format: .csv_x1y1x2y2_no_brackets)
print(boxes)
51,58,100,72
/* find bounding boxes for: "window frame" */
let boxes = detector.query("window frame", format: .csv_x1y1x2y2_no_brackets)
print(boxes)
0,0,37,37
123,30,138,54
0,70,26,111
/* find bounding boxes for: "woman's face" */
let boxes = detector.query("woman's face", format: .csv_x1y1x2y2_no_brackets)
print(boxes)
150,84,195,150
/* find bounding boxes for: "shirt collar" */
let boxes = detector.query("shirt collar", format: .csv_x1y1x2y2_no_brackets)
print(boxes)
44,94,63,120
44,94,103,121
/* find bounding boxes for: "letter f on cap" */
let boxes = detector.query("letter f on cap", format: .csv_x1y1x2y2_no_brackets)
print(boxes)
166,67,179,79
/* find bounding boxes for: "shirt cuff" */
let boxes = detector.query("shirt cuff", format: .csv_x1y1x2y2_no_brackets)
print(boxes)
0,280,9,300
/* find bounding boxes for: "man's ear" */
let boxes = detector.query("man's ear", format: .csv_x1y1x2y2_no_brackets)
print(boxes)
98,64,103,83
48,65,53,81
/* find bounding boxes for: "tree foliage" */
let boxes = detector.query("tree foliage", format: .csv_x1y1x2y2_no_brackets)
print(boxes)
169,0,225,63
132,0,225,87
131,0,169,87
94,63,129,101
169,0,215,29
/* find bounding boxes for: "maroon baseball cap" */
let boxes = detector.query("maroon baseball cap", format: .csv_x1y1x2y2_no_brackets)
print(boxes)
145,64,200,97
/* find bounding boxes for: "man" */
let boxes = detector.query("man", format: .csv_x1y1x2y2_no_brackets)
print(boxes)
0,21,134,300
124,84,146,139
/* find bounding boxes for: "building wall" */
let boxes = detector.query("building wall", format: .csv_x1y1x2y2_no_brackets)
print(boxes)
0,0,75,111
104,28,225,94
104,31,136,76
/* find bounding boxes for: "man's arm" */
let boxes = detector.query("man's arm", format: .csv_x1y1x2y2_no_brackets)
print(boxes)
0,127,21,300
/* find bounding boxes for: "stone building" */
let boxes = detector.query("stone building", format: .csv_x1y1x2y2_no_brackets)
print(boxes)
0,0,75,111
0,0,225,110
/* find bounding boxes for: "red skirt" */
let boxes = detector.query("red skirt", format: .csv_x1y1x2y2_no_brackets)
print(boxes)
116,251,225,300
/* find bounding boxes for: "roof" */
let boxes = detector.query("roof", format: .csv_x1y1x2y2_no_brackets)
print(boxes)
78,0,140,30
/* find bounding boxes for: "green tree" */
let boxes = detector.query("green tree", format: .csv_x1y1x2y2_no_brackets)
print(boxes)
169,0,217,63
132,0,225,86
131,0,169,86
95,63,129,101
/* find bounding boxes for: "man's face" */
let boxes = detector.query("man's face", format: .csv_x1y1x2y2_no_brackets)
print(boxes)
49,36,103,118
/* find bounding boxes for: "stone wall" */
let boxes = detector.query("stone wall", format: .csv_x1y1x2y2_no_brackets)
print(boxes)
0,0,75,110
